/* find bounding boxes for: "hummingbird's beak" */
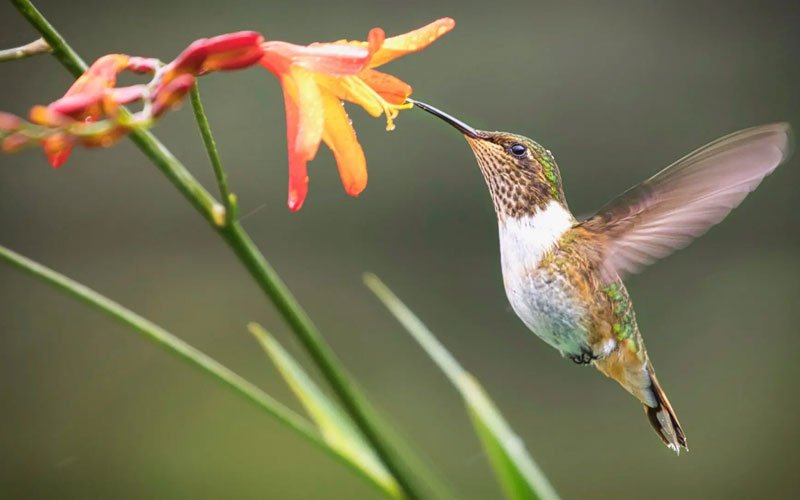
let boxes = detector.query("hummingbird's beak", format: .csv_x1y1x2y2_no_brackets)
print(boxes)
407,99,483,139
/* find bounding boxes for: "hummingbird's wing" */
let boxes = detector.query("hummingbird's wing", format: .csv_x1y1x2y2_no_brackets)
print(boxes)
581,123,792,282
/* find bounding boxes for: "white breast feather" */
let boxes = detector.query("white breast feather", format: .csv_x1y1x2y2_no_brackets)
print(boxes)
498,200,586,354
498,200,574,275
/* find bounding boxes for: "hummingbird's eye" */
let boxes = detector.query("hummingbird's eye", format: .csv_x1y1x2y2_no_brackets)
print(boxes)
509,143,527,157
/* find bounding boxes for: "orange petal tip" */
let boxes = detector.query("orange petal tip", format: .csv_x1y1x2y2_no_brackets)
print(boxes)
344,181,366,197
368,17,456,68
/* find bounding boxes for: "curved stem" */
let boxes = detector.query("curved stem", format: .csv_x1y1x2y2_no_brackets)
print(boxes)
10,2,444,498
10,0,85,75
0,37,51,62
190,81,234,223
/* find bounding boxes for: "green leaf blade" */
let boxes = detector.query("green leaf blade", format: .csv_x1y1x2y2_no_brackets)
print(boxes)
364,274,560,500
249,323,401,499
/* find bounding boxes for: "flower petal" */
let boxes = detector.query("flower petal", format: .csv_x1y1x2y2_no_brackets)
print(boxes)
126,57,160,74
316,75,384,117
365,28,386,59
65,54,130,97
358,69,412,105
45,90,105,118
107,85,147,105
42,133,73,168
368,18,455,68
279,75,309,211
286,67,325,160
321,93,367,197
262,41,370,76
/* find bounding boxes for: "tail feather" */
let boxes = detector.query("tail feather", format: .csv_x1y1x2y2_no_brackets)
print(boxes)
645,370,687,453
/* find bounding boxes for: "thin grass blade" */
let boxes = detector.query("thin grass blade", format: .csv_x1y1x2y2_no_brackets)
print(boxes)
364,274,560,500
249,323,401,498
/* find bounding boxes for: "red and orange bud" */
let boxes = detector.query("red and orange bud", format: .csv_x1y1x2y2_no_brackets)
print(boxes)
42,132,74,168
0,21,455,197
152,74,195,117
166,31,264,83
0,32,268,168
43,91,105,119
0,112,22,132
29,105,73,127
66,54,130,99
126,57,160,74
107,86,147,106
2,133,30,154
79,124,129,149
103,85,148,117
198,31,265,72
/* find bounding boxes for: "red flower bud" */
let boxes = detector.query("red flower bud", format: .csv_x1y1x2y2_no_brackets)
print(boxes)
42,133,74,168
166,31,265,81
0,112,22,132
152,74,195,117
2,132,30,153
29,105,73,127
45,90,105,118
126,57,160,74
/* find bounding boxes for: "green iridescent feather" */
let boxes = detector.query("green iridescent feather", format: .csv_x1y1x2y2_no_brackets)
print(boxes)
529,141,562,201
603,282,639,353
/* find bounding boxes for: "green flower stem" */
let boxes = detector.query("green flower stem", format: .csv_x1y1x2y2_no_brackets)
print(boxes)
190,82,234,222
10,1,85,76
0,37,51,62
0,244,363,480
11,1,437,498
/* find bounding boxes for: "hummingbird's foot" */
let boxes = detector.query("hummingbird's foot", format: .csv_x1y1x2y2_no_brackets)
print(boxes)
570,349,597,365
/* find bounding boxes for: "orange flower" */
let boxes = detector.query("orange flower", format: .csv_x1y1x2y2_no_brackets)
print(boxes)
260,18,455,210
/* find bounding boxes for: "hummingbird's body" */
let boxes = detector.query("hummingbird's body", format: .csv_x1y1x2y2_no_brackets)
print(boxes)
497,205,666,434
472,136,676,444
412,99,792,452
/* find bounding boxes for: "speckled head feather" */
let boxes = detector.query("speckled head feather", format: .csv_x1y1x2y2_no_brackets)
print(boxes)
407,99,567,220
466,132,568,219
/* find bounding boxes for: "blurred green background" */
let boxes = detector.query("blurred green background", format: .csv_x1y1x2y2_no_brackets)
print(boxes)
1,1,799,498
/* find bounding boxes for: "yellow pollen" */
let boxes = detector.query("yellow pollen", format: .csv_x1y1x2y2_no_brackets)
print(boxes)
345,76,411,131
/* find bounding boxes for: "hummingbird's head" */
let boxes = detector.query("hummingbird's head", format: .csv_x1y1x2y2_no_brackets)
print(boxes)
410,99,567,218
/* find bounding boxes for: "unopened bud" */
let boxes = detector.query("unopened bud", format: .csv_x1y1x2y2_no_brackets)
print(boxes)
211,202,227,226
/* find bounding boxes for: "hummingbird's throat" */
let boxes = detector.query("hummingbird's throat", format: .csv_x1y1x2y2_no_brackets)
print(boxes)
467,137,564,218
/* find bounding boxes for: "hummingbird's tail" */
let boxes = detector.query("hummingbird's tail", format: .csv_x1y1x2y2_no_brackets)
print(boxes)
645,369,687,453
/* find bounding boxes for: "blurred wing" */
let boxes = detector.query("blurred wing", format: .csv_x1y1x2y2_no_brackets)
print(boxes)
582,123,792,282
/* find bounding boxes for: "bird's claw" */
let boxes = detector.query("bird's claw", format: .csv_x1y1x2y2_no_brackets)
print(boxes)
570,350,597,365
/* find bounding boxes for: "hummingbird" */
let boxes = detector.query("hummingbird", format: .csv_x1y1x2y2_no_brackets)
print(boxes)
409,99,792,452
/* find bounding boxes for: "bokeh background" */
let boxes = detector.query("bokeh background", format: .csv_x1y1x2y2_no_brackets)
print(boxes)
1,1,799,498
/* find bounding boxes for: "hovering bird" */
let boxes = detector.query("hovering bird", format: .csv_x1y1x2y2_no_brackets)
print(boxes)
410,99,792,452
